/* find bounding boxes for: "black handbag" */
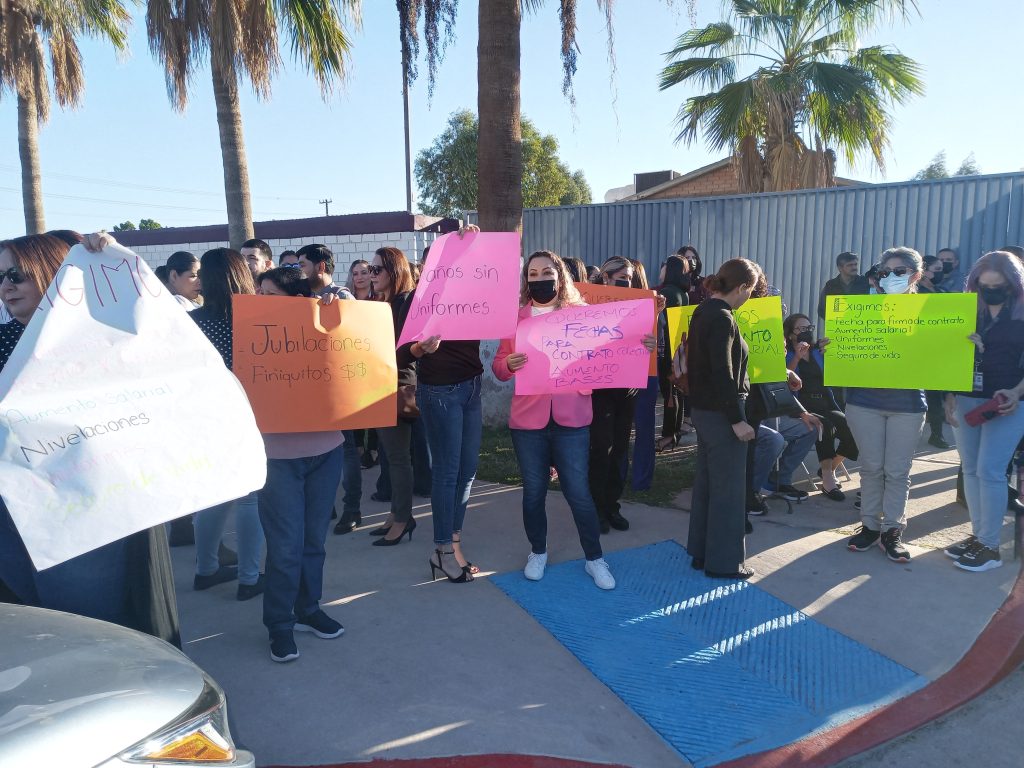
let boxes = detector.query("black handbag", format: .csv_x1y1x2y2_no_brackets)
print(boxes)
758,380,802,420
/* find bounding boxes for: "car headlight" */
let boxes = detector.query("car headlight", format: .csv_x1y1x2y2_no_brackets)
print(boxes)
120,678,237,763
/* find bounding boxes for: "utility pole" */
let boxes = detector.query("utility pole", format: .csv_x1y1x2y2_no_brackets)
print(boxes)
401,43,414,213
319,199,332,216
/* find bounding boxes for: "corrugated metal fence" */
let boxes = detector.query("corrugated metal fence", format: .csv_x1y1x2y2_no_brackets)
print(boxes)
496,172,1024,317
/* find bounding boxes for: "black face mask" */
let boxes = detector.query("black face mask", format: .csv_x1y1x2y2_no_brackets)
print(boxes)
930,271,944,286
527,279,558,305
980,286,1010,306
941,261,955,274
796,330,814,344
613,278,631,288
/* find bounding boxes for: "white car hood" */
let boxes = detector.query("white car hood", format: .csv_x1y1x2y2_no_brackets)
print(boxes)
0,604,204,767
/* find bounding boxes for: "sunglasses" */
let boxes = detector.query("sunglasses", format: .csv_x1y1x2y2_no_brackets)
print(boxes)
368,265,385,276
878,267,910,278
0,268,25,285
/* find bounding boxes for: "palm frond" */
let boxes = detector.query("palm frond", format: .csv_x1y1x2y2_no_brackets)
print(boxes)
848,44,924,100
659,56,736,92
663,22,736,58
275,0,356,94
672,76,757,149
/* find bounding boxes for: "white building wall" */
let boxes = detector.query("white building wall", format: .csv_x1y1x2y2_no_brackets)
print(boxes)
131,231,439,285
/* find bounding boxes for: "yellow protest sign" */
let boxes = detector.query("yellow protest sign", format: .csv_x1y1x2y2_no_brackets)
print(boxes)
823,293,976,390
666,297,787,383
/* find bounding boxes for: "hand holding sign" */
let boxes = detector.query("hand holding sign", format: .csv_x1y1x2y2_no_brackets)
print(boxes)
514,299,655,395
396,231,521,346
666,296,787,383
823,293,976,390
233,295,398,432
0,243,266,570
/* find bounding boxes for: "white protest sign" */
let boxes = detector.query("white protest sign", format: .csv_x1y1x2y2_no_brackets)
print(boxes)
0,243,267,570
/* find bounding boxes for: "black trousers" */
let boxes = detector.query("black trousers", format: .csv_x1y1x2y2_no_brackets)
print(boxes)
588,388,638,520
657,361,685,439
925,390,946,437
689,408,748,572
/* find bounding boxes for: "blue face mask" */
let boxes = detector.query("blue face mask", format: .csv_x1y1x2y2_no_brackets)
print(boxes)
879,274,911,295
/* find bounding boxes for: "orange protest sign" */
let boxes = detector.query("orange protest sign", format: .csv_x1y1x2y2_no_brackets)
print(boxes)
232,295,397,433
574,282,658,376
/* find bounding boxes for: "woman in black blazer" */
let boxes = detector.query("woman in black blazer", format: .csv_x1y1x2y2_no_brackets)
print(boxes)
685,258,762,579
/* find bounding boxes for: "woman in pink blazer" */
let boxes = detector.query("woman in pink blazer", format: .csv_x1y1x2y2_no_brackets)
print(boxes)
492,251,616,590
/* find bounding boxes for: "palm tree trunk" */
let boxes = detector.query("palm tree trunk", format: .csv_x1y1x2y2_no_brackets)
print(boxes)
17,91,46,234
211,56,254,249
477,0,522,233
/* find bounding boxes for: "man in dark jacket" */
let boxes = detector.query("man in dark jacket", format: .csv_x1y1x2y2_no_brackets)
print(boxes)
817,251,870,321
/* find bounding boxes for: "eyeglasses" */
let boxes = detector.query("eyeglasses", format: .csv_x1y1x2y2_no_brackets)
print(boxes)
368,265,385,276
0,268,25,285
878,267,910,278
794,325,815,333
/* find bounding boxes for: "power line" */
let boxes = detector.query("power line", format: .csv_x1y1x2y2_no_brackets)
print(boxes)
0,185,310,218
0,163,316,204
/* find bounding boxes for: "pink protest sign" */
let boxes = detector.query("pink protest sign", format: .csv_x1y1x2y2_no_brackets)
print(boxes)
396,231,521,346
514,299,655,395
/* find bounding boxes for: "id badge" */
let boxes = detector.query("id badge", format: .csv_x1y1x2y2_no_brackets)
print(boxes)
973,371,984,392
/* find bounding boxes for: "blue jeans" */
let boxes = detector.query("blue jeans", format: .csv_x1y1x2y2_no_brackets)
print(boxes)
340,430,362,521
193,491,263,585
412,416,433,495
418,376,482,545
953,396,1024,549
630,375,659,491
259,444,344,635
754,416,818,491
511,423,603,560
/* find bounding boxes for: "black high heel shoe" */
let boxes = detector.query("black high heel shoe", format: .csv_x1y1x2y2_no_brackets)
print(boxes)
429,547,473,582
372,519,416,546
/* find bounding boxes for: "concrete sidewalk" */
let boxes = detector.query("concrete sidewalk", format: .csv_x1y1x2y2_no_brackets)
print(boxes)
169,436,1019,768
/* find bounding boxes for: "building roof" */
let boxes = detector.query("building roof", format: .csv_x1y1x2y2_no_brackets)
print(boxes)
621,157,863,201
109,211,459,247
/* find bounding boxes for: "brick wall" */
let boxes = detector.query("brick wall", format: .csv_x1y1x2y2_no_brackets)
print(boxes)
129,230,439,286
646,163,739,199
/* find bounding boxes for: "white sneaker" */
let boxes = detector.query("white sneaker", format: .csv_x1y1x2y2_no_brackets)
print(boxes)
585,558,616,590
524,552,548,581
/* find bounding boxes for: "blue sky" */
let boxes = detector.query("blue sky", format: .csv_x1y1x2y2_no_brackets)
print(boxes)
0,0,1020,235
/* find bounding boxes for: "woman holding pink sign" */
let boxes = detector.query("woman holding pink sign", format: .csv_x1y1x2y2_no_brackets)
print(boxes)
493,250,616,589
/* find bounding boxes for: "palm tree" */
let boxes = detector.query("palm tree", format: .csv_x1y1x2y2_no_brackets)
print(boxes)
399,0,619,232
146,0,360,248
0,0,130,234
659,0,924,192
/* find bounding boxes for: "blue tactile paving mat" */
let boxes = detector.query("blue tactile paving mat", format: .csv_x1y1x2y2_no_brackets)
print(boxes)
491,540,926,767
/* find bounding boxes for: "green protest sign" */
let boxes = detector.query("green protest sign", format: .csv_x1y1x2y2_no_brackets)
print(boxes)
823,293,977,390
667,296,788,383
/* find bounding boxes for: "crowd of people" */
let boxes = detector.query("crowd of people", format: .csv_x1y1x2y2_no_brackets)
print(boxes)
0,229,1022,663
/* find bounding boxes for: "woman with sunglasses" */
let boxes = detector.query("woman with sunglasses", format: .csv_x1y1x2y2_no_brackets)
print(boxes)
943,251,1024,572
366,247,419,546
0,233,180,646
492,250,615,588
845,248,928,564
783,313,857,501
